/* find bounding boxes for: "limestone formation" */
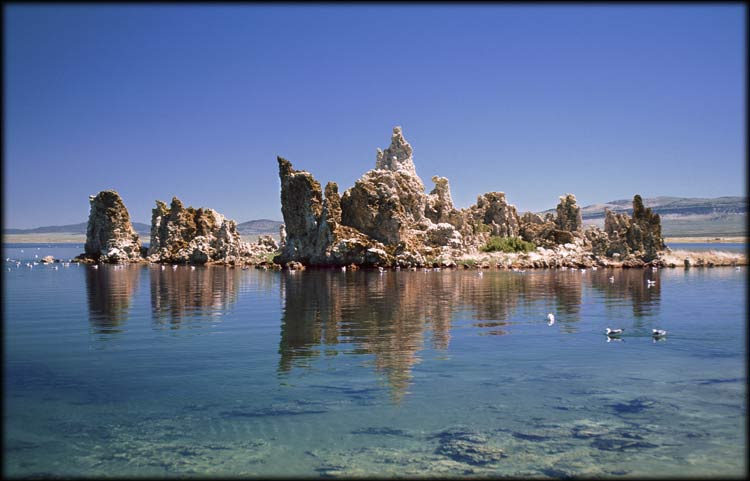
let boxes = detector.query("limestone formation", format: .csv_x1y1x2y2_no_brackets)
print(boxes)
275,157,391,266
555,194,582,233
146,197,251,265
274,127,668,268
425,176,462,227
79,190,143,263
374,126,417,176
467,192,520,238
603,195,665,261
519,212,557,248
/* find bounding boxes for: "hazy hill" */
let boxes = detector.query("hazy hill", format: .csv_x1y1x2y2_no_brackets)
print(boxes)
4,222,152,236
4,220,283,238
540,196,746,237
236,219,283,236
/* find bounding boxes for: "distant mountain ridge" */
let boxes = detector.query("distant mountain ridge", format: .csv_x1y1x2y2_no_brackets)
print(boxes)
4,222,152,236
4,220,283,237
236,219,283,236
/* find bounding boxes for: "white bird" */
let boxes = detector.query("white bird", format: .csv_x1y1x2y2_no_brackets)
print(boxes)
592,266,598,271
580,268,586,273
172,265,178,271
53,266,58,270
92,265,98,270
478,271,483,278
547,313,555,326
378,266,384,273
651,266,658,271
608,276,615,283
191,266,195,271
652,329,667,338
161,265,165,270
736,266,741,271
606,327,624,337
647,279,656,286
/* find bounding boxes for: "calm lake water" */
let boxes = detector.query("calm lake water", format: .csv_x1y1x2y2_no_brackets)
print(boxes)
3,244,747,478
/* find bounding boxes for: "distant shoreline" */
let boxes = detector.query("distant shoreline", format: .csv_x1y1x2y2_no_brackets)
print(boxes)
664,236,747,244
3,233,279,244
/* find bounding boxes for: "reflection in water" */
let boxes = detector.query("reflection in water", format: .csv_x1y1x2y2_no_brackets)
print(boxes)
589,269,661,329
278,269,661,401
85,264,141,333
149,266,239,328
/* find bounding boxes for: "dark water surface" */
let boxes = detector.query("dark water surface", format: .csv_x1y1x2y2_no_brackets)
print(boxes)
3,244,747,477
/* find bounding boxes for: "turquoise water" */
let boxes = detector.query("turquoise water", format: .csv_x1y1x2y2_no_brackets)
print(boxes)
3,244,747,477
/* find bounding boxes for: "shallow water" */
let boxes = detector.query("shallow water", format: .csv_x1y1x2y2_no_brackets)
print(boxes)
3,244,747,477
668,242,746,253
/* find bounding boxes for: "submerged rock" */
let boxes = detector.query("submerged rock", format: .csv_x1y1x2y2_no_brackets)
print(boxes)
77,190,143,263
146,197,252,265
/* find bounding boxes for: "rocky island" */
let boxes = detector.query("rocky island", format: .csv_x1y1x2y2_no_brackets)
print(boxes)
74,127,744,269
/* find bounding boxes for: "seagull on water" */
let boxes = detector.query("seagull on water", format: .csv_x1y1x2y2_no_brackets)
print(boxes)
652,329,667,338
547,313,555,326
92,265,98,270
172,265,178,271
341,266,346,271
161,265,165,271
606,327,624,337
378,266,384,273
478,271,483,278
608,276,615,283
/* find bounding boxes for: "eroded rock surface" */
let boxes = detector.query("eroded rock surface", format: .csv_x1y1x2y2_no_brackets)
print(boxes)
275,127,668,268
78,190,143,263
146,197,252,265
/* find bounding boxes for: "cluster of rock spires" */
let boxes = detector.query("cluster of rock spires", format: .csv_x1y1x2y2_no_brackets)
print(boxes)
276,127,667,268
74,192,277,265
75,127,666,268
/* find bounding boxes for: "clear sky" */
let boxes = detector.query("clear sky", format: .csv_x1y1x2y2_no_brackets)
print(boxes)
4,4,746,228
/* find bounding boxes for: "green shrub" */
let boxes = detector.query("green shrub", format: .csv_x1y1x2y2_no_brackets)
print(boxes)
481,236,535,253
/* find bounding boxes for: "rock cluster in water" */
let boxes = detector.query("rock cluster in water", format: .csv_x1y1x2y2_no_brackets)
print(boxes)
75,192,274,265
276,127,667,268
74,127,668,268
146,197,252,264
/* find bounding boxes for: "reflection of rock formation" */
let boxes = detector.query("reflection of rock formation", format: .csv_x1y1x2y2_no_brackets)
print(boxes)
589,269,661,321
279,267,666,402
278,270,581,401
279,271,460,402
85,264,141,333
149,266,239,327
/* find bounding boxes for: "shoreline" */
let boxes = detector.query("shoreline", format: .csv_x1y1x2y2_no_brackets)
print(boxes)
664,236,747,244
2,234,275,245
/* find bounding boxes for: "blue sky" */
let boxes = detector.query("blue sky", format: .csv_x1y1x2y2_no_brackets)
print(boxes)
4,4,746,228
